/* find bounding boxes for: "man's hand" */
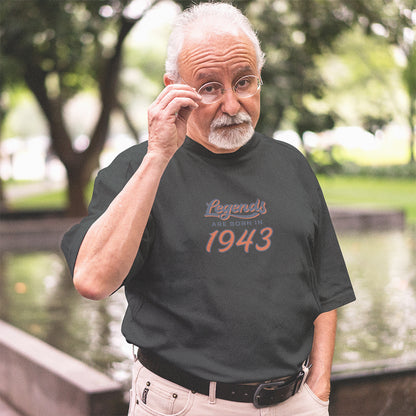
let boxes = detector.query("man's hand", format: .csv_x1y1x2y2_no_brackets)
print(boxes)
306,374,331,402
147,84,201,161
307,309,337,401
73,84,200,300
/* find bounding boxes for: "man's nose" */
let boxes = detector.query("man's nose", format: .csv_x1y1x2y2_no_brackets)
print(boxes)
220,89,241,116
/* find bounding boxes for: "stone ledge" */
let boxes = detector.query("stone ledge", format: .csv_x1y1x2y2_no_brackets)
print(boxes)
0,217,78,251
329,207,406,231
330,359,416,415
0,320,125,416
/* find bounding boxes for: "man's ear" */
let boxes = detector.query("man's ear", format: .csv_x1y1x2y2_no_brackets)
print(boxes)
163,74,174,86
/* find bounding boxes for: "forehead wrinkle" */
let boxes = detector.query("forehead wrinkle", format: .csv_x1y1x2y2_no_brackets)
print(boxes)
179,41,257,83
196,65,253,83
184,42,255,65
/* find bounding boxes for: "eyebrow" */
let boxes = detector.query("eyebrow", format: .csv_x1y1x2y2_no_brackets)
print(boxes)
195,66,255,83
195,72,218,82
234,66,255,79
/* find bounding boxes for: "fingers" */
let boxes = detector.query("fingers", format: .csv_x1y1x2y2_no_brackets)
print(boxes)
154,83,200,103
166,97,199,119
147,84,201,160
152,84,201,116
148,95,198,129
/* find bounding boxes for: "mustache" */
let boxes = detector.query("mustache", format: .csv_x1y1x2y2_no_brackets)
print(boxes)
211,112,252,128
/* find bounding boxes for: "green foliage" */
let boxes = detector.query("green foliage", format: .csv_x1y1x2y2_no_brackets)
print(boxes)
341,162,416,178
3,1,91,98
245,0,371,135
0,0,150,215
1,0,416,213
315,25,403,127
307,146,346,175
0,0,138,95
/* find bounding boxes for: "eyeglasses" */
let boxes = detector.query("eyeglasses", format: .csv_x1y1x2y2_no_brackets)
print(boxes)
194,75,263,104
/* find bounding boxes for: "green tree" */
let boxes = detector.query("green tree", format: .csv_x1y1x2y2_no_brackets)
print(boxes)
243,0,415,162
244,0,364,137
0,81,7,212
339,0,416,164
403,44,416,163
315,25,401,130
0,0,161,216
0,42,25,211
2,0,414,217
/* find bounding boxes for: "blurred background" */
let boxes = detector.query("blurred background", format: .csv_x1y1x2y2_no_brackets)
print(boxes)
0,0,415,414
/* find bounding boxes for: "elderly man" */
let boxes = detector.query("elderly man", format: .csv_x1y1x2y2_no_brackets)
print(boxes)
61,3,355,415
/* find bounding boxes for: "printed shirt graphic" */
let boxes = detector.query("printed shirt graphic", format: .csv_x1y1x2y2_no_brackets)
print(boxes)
205,198,267,220
61,133,355,383
204,198,272,254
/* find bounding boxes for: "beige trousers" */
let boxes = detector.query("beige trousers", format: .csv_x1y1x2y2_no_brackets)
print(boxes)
128,360,329,416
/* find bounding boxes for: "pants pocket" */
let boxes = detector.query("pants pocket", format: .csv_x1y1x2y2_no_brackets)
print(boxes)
304,384,329,408
134,364,193,416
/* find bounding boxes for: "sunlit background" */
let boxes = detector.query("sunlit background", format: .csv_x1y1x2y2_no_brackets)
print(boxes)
1,0,416,411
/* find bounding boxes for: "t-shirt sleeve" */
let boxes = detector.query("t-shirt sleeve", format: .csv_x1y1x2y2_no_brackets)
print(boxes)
60,145,153,284
61,167,121,276
313,186,356,312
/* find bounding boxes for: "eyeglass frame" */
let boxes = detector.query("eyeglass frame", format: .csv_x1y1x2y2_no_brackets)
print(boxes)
180,74,263,105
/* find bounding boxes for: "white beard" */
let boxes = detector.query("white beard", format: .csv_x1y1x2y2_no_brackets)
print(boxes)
208,112,254,150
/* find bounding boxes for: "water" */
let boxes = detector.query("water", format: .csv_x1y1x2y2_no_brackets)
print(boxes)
1,227,416,393
334,227,416,367
0,250,132,390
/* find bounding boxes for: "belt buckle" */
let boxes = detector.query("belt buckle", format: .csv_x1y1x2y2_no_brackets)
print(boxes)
252,372,304,409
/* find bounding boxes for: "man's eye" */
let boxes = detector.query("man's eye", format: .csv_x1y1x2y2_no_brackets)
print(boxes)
236,77,252,90
200,82,222,95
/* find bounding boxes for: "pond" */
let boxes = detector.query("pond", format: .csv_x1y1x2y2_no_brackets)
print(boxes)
1,226,416,395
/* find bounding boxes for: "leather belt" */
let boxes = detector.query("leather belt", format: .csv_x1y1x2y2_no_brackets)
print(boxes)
137,349,307,408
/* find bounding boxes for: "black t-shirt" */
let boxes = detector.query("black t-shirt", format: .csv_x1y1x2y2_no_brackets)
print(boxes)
61,132,355,382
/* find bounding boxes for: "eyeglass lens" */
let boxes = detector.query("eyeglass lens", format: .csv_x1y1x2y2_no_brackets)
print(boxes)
197,75,261,104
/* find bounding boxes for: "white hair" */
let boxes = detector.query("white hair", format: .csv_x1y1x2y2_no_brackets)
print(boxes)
165,2,265,81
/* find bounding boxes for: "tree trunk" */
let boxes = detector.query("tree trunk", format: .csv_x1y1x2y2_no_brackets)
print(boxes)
0,178,7,213
0,101,8,212
66,162,90,217
409,100,415,164
21,15,143,217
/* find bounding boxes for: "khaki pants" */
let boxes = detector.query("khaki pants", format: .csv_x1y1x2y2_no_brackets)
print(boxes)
128,360,329,416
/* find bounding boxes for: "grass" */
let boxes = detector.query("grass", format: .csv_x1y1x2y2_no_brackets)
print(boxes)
317,175,416,224
10,189,67,210
5,181,94,211
5,175,416,224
